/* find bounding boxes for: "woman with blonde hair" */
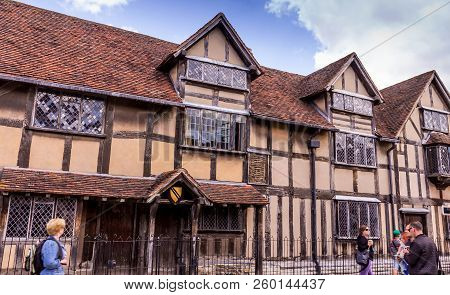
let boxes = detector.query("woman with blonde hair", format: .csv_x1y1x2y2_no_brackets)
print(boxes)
39,218,68,275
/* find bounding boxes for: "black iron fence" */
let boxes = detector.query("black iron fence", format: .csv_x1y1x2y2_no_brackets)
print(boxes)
1,236,449,275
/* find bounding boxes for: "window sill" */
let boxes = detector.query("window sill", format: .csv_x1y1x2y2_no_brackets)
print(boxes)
182,77,249,93
180,144,246,155
26,126,106,139
333,161,377,170
335,237,381,241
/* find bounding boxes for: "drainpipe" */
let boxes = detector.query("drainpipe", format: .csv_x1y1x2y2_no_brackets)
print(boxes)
308,133,321,275
387,143,396,232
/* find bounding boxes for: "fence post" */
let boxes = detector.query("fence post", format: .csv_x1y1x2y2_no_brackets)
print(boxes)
190,203,200,275
146,201,159,275
255,205,264,275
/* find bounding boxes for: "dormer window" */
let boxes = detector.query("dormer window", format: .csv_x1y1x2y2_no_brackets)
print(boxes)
423,109,449,133
333,92,373,116
186,58,247,90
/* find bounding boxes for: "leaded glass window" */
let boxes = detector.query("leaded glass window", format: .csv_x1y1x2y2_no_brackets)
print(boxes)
33,90,105,135
337,200,379,239
333,92,373,116
335,132,377,167
427,145,450,175
423,109,449,133
186,59,247,90
184,108,245,151
199,206,242,231
5,195,77,239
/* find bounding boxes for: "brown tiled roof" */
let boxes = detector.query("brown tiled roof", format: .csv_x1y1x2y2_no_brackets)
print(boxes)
374,71,434,138
424,132,450,145
296,53,355,99
0,0,180,103
199,182,268,205
0,1,334,130
250,67,335,130
0,167,152,199
0,167,268,205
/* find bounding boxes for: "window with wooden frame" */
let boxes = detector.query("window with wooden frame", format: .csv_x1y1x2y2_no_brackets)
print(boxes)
248,153,269,184
336,200,380,239
422,109,449,133
426,145,450,176
5,195,77,239
186,59,247,90
199,206,243,231
334,132,376,167
184,108,246,151
332,92,373,116
33,90,105,135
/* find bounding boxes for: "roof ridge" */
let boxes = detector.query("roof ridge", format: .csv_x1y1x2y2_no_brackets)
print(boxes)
381,70,435,92
5,0,179,46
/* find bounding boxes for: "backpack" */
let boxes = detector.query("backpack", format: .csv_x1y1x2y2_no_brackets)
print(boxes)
29,237,63,275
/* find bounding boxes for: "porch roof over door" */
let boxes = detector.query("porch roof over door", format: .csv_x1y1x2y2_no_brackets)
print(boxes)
0,167,268,205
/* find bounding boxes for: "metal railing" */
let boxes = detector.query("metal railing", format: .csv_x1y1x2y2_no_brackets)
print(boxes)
1,236,449,275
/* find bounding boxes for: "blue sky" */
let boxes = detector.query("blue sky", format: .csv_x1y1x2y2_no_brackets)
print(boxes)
19,0,450,87
21,0,320,75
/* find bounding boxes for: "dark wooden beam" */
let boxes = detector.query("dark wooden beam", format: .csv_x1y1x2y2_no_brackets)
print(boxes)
190,202,201,275
174,108,184,169
62,135,72,171
255,205,264,275
146,201,159,275
17,87,35,168
97,97,115,173
143,112,155,177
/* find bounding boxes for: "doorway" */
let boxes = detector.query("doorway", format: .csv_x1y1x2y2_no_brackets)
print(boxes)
402,213,428,235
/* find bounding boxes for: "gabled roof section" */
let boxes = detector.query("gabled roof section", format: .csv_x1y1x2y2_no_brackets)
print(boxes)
159,13,262,77
0,167,268,205
374,71,449,138
147,168,211,205
250,67,336,130
297,53,383,101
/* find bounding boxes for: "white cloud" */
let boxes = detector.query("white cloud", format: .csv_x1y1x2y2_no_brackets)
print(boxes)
64,0,130,14
265,0,450,88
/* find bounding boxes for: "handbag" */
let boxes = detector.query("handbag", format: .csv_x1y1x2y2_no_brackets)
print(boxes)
356,249,370,266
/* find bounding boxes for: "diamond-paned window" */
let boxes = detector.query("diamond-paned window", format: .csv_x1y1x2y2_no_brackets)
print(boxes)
5,195,77,239
33,90,105,134
335,132,376,167
333,92,373,116
186,59,247,90
199,206,242,231
427,145,450,175
184,108,245,151
423,109,449,133
337,200,380,239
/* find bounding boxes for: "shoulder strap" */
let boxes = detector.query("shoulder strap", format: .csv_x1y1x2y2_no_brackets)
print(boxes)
46,237,63,259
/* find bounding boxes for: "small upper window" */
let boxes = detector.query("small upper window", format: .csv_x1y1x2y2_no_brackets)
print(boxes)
33,90,105,135
186,59,247,90
333,92,373,116
423,109,449,133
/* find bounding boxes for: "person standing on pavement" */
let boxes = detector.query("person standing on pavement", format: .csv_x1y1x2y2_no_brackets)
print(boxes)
357,225,374,275
403,222,438,275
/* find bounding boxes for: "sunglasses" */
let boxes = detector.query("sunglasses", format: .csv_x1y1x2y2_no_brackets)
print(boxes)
364,228,369,231
406,228,413,232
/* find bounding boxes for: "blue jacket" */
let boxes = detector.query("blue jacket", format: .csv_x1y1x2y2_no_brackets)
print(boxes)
40,237,66,275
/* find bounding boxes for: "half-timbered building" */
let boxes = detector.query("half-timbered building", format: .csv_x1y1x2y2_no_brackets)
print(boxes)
0,1,448,274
